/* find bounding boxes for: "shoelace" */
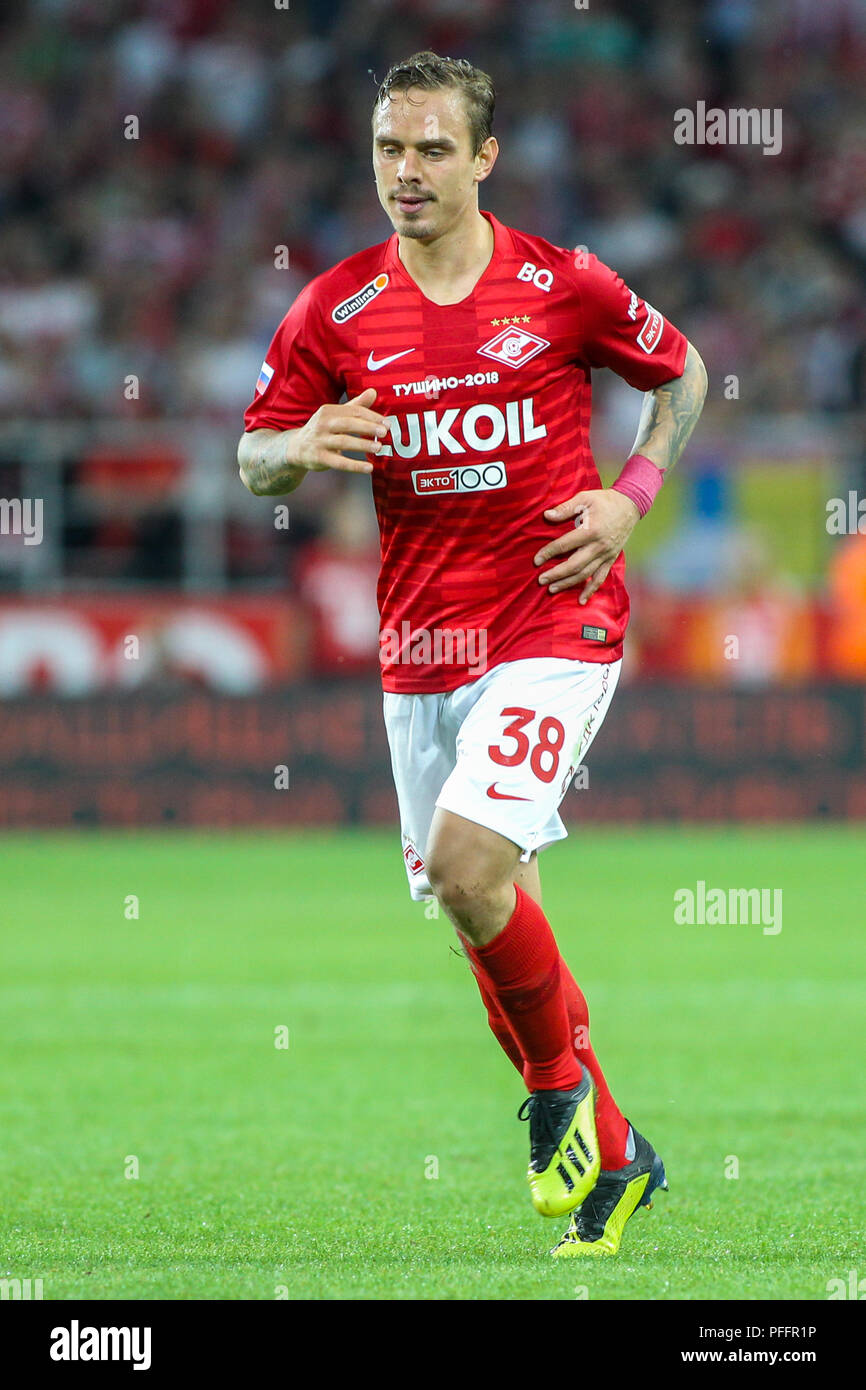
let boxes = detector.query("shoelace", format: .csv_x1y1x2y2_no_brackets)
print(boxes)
517,1093,561,1160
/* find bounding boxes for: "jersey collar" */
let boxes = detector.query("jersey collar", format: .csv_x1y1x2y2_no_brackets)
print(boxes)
384,210,509,305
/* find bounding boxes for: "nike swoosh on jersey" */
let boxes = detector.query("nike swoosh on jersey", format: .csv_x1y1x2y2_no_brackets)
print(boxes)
486,784,532,802
367,348,416,370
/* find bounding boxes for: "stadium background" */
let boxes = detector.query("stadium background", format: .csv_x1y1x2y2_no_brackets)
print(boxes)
1,0,865,827
1,0,865,1311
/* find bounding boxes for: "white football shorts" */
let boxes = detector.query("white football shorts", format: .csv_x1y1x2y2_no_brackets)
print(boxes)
383,657,622,900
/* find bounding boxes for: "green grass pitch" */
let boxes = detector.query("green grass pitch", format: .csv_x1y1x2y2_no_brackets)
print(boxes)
1,826,863,1301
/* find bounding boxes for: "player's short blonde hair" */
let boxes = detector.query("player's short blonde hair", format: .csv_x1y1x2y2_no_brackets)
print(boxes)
373,50,495,156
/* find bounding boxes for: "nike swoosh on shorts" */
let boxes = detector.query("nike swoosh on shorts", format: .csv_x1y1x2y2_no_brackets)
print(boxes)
486,784,532,802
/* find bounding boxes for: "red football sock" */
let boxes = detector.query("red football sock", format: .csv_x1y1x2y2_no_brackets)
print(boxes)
464,885,582,1092
558,962,630,1170
469,960,525,1073
466,932,630,1169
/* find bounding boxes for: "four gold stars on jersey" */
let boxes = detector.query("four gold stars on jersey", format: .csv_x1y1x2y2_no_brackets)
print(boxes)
490,315,532,325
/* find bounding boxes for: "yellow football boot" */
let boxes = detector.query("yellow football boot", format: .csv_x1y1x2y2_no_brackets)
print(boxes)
551,1124,667,1256
517,1070,600,1218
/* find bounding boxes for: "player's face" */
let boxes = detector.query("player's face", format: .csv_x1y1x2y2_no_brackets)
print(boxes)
372,87,495,241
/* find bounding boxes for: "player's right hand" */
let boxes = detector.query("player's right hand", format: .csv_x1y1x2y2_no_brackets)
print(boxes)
290,388,389,474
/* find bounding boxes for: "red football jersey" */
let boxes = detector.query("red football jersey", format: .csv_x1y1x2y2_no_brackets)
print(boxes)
244,211,688,693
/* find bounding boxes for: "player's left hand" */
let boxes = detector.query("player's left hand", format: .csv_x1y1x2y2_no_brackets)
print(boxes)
534,488,640,604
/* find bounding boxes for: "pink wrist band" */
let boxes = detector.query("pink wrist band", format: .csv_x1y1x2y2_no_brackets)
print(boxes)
611,453,665,518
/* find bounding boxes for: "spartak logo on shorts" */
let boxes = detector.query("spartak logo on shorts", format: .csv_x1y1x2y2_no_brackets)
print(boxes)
332,272,389,323
402,839,425,875
477,326,550,369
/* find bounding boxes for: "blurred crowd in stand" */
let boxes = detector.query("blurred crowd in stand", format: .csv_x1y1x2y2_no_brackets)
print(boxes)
1,0,864,682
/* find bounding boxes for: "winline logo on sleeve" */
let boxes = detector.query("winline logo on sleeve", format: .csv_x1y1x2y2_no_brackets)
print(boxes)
50,1321,152,1371
331,273,389,323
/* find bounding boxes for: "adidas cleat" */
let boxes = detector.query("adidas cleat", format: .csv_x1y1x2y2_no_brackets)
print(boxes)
550,1123,667,1256
517,1070,600,1218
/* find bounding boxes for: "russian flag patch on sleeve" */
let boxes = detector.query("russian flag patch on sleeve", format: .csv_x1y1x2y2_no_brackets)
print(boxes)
255,360,275,395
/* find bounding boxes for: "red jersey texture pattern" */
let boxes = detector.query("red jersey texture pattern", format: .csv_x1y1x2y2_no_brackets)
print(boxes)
243,212,688,693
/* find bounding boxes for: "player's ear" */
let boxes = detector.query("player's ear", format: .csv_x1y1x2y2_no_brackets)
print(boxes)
474,136,498,184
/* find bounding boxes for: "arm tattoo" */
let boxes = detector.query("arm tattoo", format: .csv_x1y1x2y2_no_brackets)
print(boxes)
630,343,708,475
239,435,305,496
244,457,303,496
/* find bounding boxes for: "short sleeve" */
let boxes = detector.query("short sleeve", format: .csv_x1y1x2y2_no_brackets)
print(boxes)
243,279,343,433
573,254,688,391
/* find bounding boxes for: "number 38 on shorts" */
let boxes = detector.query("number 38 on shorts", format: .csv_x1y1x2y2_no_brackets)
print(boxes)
489,707,567,785
383,656,624,899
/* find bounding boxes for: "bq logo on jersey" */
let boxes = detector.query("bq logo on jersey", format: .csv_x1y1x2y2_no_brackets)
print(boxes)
331,272,389,323
478,326,550,369
636,302,664,354
412,462,508,495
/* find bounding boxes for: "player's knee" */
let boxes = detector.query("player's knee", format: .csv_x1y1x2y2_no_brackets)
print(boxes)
425,839,458,901
426,851,503,925
424,851,460,912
